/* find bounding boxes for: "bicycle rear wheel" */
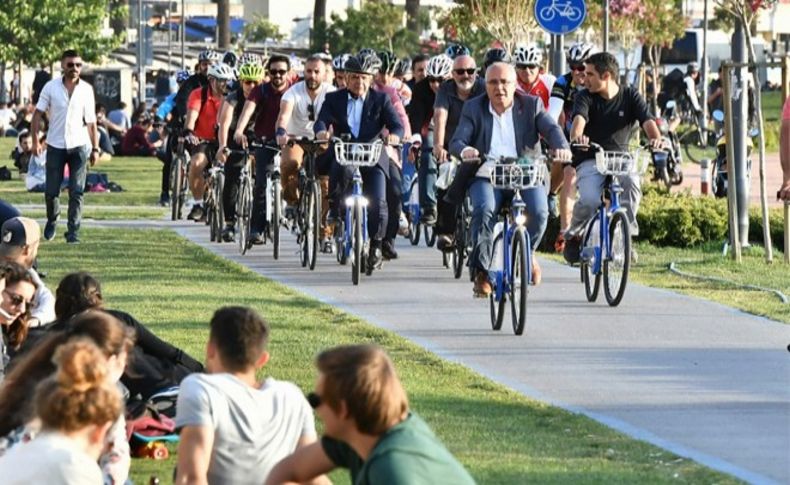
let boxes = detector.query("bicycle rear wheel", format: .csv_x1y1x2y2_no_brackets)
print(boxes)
424,224,437,247
351,202,363,285
237,177,251,255
581,217,601,302
510,228,529,336
490,292,506,331
171,156,185,221
298,190,309,268
214,173,225,243
272,180,282,260
452,206,467,279
603,211,631,306
408,205,421,245
309,181,321,270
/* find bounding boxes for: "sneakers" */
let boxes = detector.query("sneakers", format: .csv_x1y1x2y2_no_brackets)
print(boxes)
368,240,383,268
437,234,455,252
158,193,170,207
187,205,205,221
419,207,437,225
397,212,410,236
382,239,398,260
547,193,559,219
221,225,235,242
473,271,492,298
320,238,334,254
563,235,582,264
249,231,264,245
65,233,80,244
44,220,57,241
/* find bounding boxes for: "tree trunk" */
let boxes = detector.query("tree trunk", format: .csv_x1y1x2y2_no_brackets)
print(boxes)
313,0,327,50
217,0,231,49
406,0,420,34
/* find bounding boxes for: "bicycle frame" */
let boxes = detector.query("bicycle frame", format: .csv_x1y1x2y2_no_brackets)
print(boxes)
341,167,369,259
492,192,531,302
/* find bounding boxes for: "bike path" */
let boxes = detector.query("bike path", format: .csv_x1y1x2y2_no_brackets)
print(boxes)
90,220,790,484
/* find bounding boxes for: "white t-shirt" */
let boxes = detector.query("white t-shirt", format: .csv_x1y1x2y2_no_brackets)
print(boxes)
36,77,97,150
0,108,16,130
175,374,316,485
281,81,336,138
0,432,103,485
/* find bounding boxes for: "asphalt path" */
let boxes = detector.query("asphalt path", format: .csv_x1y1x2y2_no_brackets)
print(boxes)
91,219,790,484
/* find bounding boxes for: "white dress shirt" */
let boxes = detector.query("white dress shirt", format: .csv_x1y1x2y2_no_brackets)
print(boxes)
476,102,518,179
346,93,365,138
36,77,97,150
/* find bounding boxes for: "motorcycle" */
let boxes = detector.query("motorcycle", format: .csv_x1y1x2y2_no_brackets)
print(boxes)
652,100,684,191
710,110,756,199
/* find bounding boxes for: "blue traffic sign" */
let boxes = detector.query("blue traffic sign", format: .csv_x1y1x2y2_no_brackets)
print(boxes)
534,0,586,36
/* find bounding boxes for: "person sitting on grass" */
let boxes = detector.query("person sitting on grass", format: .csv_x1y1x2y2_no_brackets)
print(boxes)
11,129,32,175
0,339,122,485
175,306,327,485
0,262,38,382
266,344,475,485
121,112,163,157
24,132,48,192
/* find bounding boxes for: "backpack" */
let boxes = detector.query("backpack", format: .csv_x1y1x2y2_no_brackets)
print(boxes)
661,68,685,99
0,166,12,181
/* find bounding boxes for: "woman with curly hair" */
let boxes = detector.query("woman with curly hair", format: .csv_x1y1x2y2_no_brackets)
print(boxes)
0,262,37,382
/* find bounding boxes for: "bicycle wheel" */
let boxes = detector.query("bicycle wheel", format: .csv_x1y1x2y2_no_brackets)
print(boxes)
603,211,631,306
510,228,529,335
659,166,672,192
351,202,363,285
309,181,321,270
298,190,309,268
581,217,601,302
489,293,506,331
424,224,437,247
272,179,282,260
237,177,250,255
679,128,717,163
214,172,225,243
408,205,420,245
171,156,185,221
452,207,467,279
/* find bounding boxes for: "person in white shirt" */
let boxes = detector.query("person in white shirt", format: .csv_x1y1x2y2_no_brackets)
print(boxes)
175,307,327,485
31,49,100,244
0,102,17,137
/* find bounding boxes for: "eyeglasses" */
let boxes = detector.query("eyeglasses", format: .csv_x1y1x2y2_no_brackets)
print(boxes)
427,77,444,83
570,64,585,72
269,69,288,76
308,103,315,122
306,392,322,409
453,68,476,76
516,64,539,71
66,62,83,68
242,80,260,86
3,289,30,308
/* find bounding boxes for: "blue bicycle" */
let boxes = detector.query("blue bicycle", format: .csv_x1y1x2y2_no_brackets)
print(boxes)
333,138,384,285
487,156,549,335
575,143,649,306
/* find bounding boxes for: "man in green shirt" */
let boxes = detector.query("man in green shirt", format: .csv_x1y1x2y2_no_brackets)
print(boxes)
266,344,475,485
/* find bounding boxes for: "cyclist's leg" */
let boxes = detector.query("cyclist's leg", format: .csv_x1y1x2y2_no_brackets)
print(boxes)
620,172,642,236
280,143,303,206
188,148,208,201
521,185,549,250
469,178,496,278
385,162,402,245
222,153,243,225
316,150,333,240
566,159,604,238
417,149,438,220
250,145,276,237
559,164,576,233
361,165,388,242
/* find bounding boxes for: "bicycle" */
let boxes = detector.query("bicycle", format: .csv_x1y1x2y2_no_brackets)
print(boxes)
676,109,718,164
226,142,260,255
169,130,190,221
205,162,225,243
575,143,649,307
250,141,284,259
287,137,326,270
405,175,437,248
485,155,549,336
332,138,384,285
452,195,473,280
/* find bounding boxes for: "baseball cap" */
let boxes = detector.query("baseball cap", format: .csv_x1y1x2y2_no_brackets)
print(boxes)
0,217,41,257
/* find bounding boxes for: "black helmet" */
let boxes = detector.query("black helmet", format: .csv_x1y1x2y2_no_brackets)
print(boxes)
345,52,382,75
445,43,471,60
222,51,238,68
484,47,510,69
394,57,412,77
377,50,399,76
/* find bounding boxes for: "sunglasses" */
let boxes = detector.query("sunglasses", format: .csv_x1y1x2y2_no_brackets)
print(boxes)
453,68,476,76
516,64,539,70
66,62,83,68
306,392,322,409
3,289,29,308
570,64,585,72
269,69,288,76
308,103,315,122
242,80,260,86
427,76,444,83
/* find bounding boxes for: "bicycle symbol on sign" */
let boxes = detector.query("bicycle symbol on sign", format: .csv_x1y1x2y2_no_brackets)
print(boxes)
538,0,583,22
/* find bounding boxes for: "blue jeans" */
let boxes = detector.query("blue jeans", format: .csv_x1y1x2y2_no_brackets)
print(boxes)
469,177,548,280
417,149,438,212
45,145,89,237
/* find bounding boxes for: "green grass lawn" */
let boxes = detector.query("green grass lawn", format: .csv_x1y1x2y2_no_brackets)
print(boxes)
38,228,740,485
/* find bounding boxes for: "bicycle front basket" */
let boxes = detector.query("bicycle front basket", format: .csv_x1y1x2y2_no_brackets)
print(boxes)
491,162,547,190
334,141,383,167
594,149,649,176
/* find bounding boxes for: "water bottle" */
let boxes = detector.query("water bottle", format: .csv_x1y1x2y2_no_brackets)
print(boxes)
491,222,504,272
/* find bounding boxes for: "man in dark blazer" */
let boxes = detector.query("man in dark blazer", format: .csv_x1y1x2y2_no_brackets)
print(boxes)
450,62,571,297
315,52,404,266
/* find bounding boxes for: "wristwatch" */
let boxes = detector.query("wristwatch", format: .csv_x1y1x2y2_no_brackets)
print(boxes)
92,147,100,153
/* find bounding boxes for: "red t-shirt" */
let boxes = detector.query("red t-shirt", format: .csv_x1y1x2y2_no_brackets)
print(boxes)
247,82,290,139
516,75,553,110
187,86,222,140
121,125,155,155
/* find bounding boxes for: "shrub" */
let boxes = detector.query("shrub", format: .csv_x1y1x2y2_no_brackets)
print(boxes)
637,185,729,246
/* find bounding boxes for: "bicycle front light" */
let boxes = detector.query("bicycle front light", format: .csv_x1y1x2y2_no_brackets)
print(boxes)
514,214,527,226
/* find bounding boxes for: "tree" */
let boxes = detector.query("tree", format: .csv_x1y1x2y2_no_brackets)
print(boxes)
0,0,124,66
242,14,285,44
406,0,421,33
320,0,418,56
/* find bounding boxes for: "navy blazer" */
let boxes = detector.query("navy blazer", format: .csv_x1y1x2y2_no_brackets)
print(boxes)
449,92,568,159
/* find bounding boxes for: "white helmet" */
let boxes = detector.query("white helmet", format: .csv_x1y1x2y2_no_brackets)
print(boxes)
567,42,596,64
238,52,263,67
207,62,235,81
513,44,542,65
425,54,453,79
199,49,221,62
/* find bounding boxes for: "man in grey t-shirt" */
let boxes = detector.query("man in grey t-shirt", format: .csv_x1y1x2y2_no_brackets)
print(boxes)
175,307,327,485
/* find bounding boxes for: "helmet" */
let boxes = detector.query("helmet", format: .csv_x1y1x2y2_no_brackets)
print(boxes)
394,57,412,77
377,50,399,76
513,44,542,65
344,52,382,75
238,63,265,82
567,42,596,64
484,47,511,69
222,51,238,68
445,43,471,60
176,70,191,84
425,54,453,79
333,54,351,72
238,52,262,66
199,49,221,62
207,62,235,81
358,47,378,58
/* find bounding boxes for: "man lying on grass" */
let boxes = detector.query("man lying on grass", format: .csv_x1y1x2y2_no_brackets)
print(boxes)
266,344,475,485
175,306,328,485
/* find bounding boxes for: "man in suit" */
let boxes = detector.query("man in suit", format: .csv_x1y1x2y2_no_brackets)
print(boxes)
315,52,404,267
451,63,571,297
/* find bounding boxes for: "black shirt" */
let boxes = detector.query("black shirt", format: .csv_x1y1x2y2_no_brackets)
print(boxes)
406,78,436,149
572,85,653,157
433,78,485,149
170,73,209,127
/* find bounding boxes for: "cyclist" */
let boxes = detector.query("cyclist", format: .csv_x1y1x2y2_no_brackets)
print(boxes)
171,50,220,127
233,55,293,244
513,44,555,109
683,62,703,118
314,51,404,268
332,54,350,89
274,55,337,252
184,62,235,222
156,69,191,206
547,41,595,252
563,52,662,264
483,47,510,71
451,62,570,296
407,54,430,90
216,61,265,242
407,54,453,226
394,57,412,85
376,50,412,107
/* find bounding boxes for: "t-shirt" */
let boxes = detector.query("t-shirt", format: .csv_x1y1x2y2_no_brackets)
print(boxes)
517,73,555,109
187,86,222,141
434,78,486,149
0,431,103,485
175,374,316,485
550,72,581,133
121,125,155,155
281,81,335,138
782,95,790,121
572,85,653,163
321,413,475,485
247,82,291,139
0,108,16,130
